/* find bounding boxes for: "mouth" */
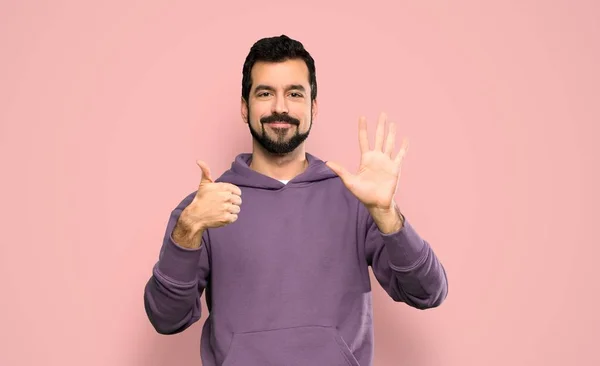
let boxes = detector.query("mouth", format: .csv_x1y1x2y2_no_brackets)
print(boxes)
266,121,295,128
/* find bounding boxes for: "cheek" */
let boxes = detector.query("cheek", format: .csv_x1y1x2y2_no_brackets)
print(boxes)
304,107,314,123
248,105,266,123
291,104,312,120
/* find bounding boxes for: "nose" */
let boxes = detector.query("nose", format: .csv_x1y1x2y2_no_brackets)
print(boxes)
272,93,288,115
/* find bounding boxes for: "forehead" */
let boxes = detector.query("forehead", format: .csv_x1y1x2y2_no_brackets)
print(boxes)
250,59,309,89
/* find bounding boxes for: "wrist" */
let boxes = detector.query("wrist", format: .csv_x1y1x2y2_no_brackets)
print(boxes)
173,212,205,249
368,202,404,234
179,207,208,232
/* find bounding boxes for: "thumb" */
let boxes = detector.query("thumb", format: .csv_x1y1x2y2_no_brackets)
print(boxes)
196,160,213,183
326,161,352,182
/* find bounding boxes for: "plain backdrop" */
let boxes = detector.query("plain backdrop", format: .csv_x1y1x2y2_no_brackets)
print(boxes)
1,1,599,365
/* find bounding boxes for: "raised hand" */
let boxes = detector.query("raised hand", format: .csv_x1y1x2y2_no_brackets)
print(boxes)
172,160,242,248
326,112,408,212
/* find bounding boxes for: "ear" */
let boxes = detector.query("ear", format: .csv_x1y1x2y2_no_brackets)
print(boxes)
241,97,249,124
311,99,318,120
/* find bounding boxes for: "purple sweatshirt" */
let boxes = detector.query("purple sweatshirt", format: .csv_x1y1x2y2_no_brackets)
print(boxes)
144,153,448,366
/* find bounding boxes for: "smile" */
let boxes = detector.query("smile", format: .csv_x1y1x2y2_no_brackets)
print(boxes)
267,122,294,128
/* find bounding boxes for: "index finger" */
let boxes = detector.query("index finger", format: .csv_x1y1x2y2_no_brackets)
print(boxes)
223,183,242,196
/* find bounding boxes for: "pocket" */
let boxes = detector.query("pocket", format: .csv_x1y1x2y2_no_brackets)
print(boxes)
221,325,360,366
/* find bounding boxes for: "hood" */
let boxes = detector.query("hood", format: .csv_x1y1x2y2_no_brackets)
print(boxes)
216,153,339,190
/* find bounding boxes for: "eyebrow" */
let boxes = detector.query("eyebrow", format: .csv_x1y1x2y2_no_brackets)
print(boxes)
254,84,306,93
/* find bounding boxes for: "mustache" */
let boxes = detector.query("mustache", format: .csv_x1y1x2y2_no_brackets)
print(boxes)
260,113,300,126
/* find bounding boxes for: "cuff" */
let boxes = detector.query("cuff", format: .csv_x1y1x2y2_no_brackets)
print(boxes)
379,219,428,270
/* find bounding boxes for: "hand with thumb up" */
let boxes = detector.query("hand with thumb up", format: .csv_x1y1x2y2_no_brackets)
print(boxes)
172,160,242,249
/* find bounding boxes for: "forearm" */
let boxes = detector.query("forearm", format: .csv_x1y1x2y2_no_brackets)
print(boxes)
144,194,208,334
379,220,448,308
144,234,205,334
144,264,202,335
365,198,448,309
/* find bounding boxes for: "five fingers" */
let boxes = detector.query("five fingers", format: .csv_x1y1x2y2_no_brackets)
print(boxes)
363,112,407,164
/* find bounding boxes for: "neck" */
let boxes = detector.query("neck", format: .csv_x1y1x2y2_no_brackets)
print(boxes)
249,141,308,181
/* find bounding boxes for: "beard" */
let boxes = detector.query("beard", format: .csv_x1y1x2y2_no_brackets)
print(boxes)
247,107,312,155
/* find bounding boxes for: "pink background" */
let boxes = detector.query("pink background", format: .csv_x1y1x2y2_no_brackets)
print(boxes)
1,1,599,365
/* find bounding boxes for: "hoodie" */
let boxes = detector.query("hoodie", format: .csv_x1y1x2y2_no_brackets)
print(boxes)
144,153,448,366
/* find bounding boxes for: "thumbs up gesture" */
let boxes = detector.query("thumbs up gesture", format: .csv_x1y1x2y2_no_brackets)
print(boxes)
172,160,243,248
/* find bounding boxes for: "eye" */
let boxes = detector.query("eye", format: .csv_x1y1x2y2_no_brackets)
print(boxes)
257,92,271,97
290,92,303,98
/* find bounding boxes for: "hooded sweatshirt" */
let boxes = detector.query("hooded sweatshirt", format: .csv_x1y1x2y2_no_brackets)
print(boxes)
144,153,448,366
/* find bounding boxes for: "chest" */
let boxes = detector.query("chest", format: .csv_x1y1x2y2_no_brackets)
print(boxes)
206,186,364,281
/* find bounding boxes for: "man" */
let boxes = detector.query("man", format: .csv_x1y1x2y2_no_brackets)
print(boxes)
144,34,448,366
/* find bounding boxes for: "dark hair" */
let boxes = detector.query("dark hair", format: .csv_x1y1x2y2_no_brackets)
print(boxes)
241,34,317,103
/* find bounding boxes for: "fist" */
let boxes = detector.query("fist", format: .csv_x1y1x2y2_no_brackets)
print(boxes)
179,160,242,233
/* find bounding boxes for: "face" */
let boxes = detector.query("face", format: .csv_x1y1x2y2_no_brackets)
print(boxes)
242,59,317,155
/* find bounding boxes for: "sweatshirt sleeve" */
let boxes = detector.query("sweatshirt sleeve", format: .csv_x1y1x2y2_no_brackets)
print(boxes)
143,192,211,334
362,205,448,309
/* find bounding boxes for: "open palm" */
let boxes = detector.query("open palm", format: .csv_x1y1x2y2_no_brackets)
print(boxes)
326,113,408,210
